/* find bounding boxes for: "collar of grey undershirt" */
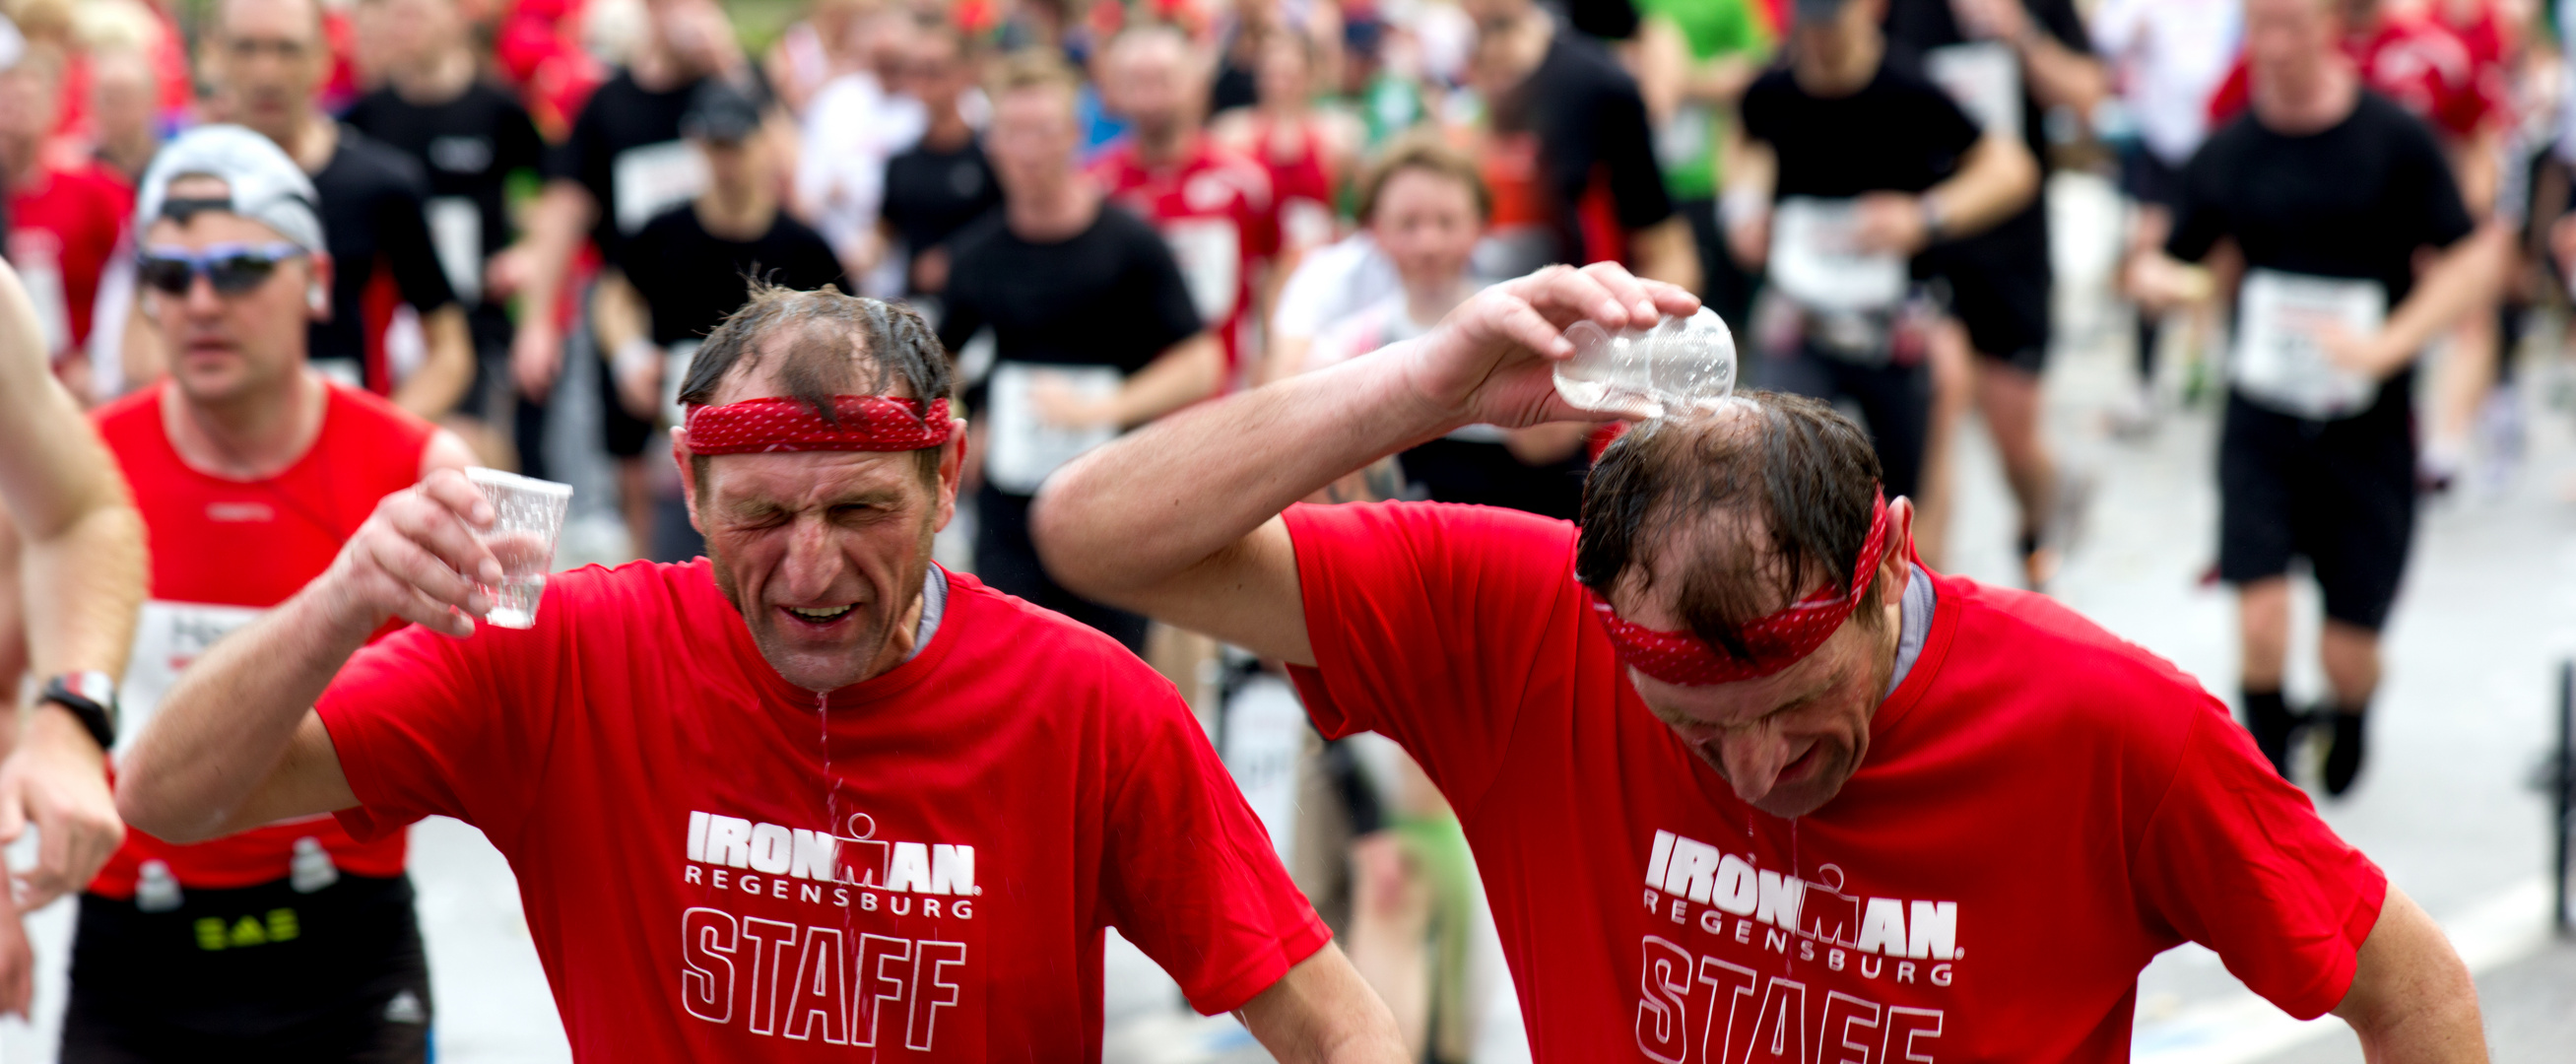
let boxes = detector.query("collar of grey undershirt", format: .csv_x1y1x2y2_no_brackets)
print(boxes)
1882,565,1936,700
904,565,950,664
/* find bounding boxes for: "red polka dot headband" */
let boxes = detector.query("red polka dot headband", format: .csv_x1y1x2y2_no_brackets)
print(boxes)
683,396,955,454
1588,489,1889,687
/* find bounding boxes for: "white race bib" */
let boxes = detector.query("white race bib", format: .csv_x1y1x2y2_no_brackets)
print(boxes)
1160,218,1242,324
426,196,484,304
1768,198,1908,313
120,601,266,759
611,140,707,235
983,362,1120,495
1925,41,2025,143
2232,268,2386,420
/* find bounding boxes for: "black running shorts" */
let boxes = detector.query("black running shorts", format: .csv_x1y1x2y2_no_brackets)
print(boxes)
62,872,431,1063
2216,388,2418,632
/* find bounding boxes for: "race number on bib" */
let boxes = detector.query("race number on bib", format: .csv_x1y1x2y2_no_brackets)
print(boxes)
613,141,709,236
120,600,266,758
1768,198,1907,313
982,362,1120,495
1161,218,1242,324
426,197,485,304
2233,269,2385,421
1925,41,2025,143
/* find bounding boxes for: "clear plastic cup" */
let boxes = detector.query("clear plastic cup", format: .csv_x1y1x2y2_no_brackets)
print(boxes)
463,468,572,630
1552,307,1738,419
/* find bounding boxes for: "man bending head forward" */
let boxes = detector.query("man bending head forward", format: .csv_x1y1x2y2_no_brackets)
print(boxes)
671,284,962,692
1575,394,1911,818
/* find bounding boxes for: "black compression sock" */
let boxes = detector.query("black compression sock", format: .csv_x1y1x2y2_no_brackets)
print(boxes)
2241,689,2296,778
2322,702,2369,797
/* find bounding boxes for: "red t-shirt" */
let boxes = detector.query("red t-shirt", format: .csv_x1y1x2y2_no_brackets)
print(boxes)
1090,137,1281,373
315,561,1327,1061
1282,502,2386,1062
91,380,432,897
9,162,132,363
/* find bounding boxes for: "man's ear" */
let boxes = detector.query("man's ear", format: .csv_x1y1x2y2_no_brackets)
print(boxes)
1885,496,1919,579
673,429,706,535
931,419,967,534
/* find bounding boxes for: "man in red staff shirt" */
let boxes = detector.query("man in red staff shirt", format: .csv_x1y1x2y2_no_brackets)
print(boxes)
1030,262,2489,1061
117,283,1406,1060
1091,24,1282,381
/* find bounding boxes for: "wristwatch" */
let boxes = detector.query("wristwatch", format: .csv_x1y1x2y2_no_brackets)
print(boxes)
37,671,119,752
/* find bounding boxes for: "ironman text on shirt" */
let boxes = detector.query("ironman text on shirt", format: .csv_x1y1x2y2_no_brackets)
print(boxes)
681,809,980,1051
1637,830,1958,1063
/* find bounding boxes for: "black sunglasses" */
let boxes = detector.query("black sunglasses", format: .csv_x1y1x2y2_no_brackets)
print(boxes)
137,243,307,297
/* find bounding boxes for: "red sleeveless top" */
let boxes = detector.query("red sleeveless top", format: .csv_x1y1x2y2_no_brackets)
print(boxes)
89,378,433,896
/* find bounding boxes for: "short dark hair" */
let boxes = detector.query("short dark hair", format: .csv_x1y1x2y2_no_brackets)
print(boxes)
677,280,955,485
1575,393,1886,660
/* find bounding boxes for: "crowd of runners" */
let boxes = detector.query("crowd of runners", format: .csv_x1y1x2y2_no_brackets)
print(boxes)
0,0,2556,1058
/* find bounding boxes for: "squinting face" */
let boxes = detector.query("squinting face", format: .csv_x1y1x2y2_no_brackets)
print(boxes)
681,363,964,693
1607,514,1911,820
1370,167,1483,293
146,179,324,407
216,0,328,147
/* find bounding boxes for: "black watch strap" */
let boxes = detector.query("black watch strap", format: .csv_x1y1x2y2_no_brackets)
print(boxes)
37,674,118,752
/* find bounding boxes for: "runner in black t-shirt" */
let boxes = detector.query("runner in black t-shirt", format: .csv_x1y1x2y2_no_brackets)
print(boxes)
166,0,470,424
594,81,845,561
940,53,1215,651
497,0,776,520
1729,0,2036,502
1462,0,1698,290
878,24,1001,299
1882,0,2105,587
343,0,548,459
2136,0,2484,796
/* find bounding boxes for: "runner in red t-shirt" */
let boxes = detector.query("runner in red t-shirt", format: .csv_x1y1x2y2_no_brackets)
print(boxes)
0,45,133,400
117,282,1409,1061
1032,261,2488,1061
50,124,478,1059
1092,25,1284,383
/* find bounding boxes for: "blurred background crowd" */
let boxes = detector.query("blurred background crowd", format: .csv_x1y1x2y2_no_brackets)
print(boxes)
4,0,2576,1059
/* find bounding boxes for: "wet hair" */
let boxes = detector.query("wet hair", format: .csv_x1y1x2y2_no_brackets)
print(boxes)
1575,392,1886,660
1354,133,1492,224
676,279,955,484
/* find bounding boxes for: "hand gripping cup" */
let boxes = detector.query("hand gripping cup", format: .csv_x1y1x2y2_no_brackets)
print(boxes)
1552,307,1739,419
463,468,572,630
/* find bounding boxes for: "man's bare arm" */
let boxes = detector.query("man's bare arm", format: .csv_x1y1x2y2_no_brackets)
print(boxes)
1034,264,1697,663
1928,133,2040,241
119,472,501,843
391,304,476,420
1236,943,1408,1063
0,257,142,906
494,179,597,399
2331,887,2484,1061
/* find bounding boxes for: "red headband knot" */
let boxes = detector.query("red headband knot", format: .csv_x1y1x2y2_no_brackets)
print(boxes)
1588,489,1890,687
684,396,954,454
